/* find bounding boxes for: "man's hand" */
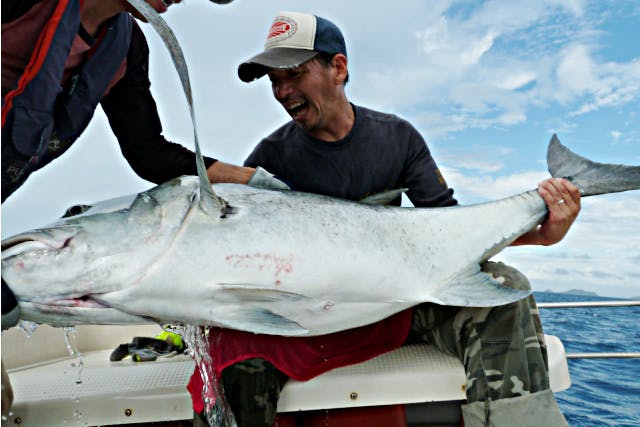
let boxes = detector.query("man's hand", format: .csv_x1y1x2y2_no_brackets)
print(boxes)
513,178,581,246
205,162,291,190
248,167,291,190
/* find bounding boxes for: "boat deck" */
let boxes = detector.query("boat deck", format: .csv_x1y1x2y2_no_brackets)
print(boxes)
1,325,570,426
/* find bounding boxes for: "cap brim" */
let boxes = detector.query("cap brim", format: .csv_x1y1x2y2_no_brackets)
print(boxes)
238,48,319,82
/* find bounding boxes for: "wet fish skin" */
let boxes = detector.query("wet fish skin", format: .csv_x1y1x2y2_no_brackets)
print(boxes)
2,136,638,336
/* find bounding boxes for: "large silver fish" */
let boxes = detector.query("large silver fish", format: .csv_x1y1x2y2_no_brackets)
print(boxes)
2,136,639,336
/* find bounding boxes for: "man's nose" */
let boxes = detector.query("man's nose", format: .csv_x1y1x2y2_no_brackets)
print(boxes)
273,80,293,101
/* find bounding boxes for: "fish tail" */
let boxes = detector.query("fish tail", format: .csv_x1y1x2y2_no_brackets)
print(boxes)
547,134,640,197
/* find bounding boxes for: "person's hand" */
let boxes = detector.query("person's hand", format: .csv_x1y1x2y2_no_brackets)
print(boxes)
511,178,581,247
248,167,292,190
535,178,581,245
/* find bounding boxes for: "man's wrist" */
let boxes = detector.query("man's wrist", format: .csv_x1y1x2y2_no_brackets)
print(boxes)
206,161,254,184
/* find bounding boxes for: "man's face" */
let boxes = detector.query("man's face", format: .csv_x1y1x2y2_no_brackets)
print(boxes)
268,58,340,137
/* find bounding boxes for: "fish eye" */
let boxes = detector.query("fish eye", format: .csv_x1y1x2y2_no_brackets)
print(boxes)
62,204,92,218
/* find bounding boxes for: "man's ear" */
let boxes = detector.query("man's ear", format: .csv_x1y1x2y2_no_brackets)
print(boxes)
331,54,349,85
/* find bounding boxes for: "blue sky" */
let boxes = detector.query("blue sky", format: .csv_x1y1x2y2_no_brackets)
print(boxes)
2,0,639,297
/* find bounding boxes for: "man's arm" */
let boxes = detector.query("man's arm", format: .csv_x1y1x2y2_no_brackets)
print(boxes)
401,125,580,246
512,178,581,246
101,20,256,185
401,125,457,208
207,161,254,183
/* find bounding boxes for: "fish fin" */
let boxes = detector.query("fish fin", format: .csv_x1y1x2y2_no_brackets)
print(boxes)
547,134,640,196
432,267,531,307
125,0,228,216
360,188,408,205
128,191,161,222
218,307,309,336
217,284,308,303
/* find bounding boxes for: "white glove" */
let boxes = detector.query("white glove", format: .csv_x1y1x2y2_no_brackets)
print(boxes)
248,167,291,190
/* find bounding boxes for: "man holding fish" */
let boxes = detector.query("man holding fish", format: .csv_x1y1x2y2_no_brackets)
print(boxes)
188,11,581,427
0,0,290,417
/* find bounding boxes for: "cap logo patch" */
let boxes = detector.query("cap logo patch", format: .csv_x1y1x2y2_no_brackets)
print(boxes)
266,16,297,47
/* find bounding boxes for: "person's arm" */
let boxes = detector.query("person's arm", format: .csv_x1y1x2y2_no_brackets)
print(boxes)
512,178,581,246
206,161,253,183
401,124,457,208
401,124,580,247
101,21,256,185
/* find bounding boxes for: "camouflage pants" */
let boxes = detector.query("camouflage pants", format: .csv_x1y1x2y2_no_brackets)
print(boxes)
409,261,567,426
194,358,288,427
196,262,567,427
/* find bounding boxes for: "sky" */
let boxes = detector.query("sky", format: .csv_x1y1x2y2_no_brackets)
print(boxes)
2,0,639,298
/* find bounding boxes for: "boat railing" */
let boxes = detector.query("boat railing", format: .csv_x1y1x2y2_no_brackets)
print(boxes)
538,300,640,359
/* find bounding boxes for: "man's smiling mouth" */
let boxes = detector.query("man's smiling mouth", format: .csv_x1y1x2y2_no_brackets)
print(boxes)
286,100,308,119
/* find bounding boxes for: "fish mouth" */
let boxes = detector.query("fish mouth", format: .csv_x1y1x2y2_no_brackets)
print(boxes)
2,229,115,315
19,300,153,326
31,294,111,310
14,289,152,326
2,228,79,259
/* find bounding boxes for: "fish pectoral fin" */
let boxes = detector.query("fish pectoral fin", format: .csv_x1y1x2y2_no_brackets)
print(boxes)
214,284,311,335
360,188,408,205
432,267,531,307
217,283,309,302
219,307,309,336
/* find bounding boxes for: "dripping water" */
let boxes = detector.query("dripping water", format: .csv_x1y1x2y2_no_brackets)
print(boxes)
183,325,237,427
63,327,84,424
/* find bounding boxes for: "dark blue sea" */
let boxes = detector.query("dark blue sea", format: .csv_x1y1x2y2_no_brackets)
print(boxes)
535,291,640,427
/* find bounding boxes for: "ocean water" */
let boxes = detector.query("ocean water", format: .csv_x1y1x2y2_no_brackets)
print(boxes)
535,292,640,427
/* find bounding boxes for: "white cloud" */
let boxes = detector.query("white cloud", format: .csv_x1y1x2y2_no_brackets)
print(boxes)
495,193,640,298
496,72,537,91
443,167,548,201
610,130,622,143
350,0,640,136
556,45,597,100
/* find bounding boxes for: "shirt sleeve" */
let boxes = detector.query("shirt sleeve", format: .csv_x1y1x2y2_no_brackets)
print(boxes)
401,123,457,208
100,20,215,184
244,139,270,168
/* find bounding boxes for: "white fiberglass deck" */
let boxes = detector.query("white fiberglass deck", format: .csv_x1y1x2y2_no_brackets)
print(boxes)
1,325,570,426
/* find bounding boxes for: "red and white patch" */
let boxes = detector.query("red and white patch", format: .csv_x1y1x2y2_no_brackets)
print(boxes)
266,16,297,45
225,253,294,278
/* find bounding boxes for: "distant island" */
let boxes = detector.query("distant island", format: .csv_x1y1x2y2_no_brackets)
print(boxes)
542,289,600,297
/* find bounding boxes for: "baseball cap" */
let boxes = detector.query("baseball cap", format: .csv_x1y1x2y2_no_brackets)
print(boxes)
238,11,347,83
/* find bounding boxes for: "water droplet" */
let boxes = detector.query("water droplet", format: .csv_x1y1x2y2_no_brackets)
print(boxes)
17,320,39,338
63,328,84,390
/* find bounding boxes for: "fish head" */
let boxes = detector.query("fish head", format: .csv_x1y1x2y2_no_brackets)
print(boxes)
1,176,203,325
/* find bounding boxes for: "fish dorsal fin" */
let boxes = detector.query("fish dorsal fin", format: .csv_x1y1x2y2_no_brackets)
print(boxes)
360,188,408,205
126,0,226,215
547,134,640,197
